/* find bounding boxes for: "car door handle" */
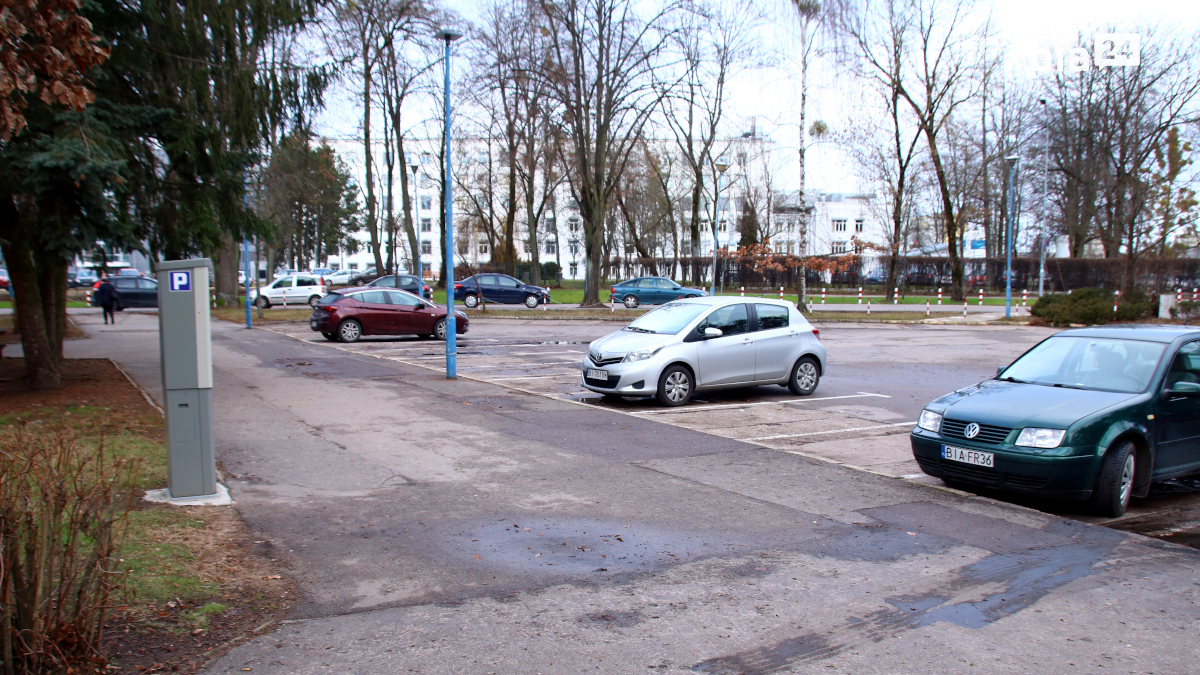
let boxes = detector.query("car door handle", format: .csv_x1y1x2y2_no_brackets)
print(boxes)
742,338,754,345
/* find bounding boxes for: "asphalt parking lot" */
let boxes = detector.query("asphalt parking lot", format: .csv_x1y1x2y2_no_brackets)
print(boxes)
268,316,1200,532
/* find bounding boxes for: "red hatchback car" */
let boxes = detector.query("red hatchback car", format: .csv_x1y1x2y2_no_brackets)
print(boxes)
309,288,468,343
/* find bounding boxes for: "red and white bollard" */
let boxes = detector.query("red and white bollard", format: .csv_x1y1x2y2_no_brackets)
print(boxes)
893,287,899,304
978,288,984,306
867,299,872,315
1193,288,1197,303
858,287,863,304
740,286,744,297
1022,288,1028,306
937,288,943,305
1177,288,1182,304
821,288,826,304
926,300,930,317
1113,289,1120,314
963,300,968,318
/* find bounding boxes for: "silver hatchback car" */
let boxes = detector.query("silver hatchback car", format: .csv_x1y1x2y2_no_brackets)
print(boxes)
581,296,827,406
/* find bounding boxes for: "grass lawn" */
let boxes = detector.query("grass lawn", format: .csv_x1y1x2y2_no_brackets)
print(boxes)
0,358,295,671
212,305,313,324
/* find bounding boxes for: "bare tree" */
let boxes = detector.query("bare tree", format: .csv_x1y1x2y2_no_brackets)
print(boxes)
539,0,679,305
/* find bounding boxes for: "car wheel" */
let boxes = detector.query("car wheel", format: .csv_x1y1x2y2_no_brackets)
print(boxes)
656,364,693,407
321,331,336,341
337,319,362,343
307,295,321,307
787,356,820,396
432,318,448,340
464,293,479,308
256,295,270,309
1092,440,1137,517
623,294,639,309
354,278,366,286
524,294,539,308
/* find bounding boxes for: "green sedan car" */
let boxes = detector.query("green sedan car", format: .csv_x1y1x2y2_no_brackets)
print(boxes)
911,326,1200,517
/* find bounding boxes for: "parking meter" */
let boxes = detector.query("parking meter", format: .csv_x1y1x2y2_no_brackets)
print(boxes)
156,259,217,499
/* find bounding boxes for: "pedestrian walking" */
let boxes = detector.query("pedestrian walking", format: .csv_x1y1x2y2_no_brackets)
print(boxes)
96,275,118,324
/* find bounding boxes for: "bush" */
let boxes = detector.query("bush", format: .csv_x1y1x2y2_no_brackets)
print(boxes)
0,425,139,674
541,261,561,282
1030,288,1154,326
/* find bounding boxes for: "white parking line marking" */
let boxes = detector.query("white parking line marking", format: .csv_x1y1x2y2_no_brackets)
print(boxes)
748,421,915,441
506,350,584,356
635,393,890,415
487,373,579,381
901,473,926,479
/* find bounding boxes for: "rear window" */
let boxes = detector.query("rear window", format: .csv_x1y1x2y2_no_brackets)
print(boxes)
315,293,344,307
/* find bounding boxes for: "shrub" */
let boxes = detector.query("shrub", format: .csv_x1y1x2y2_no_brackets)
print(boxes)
1030,288,1154,326
0,426,139,674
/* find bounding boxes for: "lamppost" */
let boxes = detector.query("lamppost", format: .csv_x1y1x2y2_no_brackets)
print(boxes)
408,153,421,285
1038,98,1050,297
436,27,462,379
242,239,251,328
1005,156,1019,319
711,157,729,296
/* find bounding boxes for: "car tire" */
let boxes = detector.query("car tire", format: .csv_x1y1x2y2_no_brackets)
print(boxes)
787,356,820,396
307,295,321,307
524,294,539,308
354,278,366,286
1091,440,1137,517
623,294,639,309
464,293,479,308
656,364,693,407
432,318,448,340
337,319,362,343
321,331,336,341
256,296,270,309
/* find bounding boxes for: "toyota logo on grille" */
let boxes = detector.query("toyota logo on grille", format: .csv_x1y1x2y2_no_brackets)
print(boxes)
964,422,981,439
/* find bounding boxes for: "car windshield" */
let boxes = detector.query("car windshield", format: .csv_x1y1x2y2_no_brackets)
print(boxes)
1000,336,1167,394
623,302,708,335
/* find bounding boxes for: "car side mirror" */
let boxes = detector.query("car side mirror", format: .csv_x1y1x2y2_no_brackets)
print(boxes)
703,327,723,338
1163,382,1200,400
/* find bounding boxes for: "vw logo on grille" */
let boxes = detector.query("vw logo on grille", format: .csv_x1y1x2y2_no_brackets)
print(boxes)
964,422,981,439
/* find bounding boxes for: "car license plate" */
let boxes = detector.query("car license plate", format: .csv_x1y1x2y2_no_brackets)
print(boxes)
586,368,608,381
942,444,994,468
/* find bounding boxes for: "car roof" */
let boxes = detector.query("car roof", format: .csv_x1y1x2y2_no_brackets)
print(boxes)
1058,325,1200,343
670,296,793,308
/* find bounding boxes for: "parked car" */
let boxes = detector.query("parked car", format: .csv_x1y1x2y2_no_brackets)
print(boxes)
274,268,299,279
310,268,335,277
454,273,550,308
0,268,9,290
248,275,328,308
911,325,1200,517
89,276,159,309
349,267,383,286
323,269,356,285
368,274,433,299
309,288,468,342
75,270,99,287
581,296,825,407
609,277,707,309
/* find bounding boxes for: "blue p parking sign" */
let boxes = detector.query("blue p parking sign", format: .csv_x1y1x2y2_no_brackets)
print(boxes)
169,270,192,292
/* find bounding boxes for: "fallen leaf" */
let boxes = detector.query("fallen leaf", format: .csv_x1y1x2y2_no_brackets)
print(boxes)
264,575,281,580
473,554,481,559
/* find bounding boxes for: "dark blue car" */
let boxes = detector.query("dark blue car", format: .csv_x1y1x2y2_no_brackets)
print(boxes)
609,277,707,309
454,273,550,308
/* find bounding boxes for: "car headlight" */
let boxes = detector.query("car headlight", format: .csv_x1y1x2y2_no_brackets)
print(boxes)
917,409,943,433
700,290,710,296
623,344,664,362
1015,428,1066,449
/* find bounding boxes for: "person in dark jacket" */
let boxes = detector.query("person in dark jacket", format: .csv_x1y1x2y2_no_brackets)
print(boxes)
95,275,118,324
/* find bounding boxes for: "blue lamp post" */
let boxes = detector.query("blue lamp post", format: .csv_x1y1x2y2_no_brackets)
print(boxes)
711,157,729,296
1005,156,1019,319
437,28,462,378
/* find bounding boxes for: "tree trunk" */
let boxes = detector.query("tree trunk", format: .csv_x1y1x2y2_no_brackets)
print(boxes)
0,223,60,389
215,236,240,306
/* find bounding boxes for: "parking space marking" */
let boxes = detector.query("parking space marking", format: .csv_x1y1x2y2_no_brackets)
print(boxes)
747,421,916,441
634,392,890,415
486,373,580,381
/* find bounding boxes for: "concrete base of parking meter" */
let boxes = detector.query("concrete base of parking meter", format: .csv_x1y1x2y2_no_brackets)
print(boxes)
157,259,219,500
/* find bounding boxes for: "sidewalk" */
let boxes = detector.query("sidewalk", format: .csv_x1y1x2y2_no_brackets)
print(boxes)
57,311,1200,674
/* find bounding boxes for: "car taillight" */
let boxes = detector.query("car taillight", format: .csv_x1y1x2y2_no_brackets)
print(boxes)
610,287,616,294
812,328,820,341
454,283,462,290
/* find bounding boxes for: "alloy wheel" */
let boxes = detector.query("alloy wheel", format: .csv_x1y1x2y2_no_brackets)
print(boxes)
796,362,818,390
665,371,690,402
1119,452,1135,510
339,321,361,342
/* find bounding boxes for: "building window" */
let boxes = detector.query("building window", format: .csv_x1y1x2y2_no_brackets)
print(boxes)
421,218,432,233
420,196,432,210
569,262,578,276
786,242,795,254
855,219,864,233
545,241,557,255
348,263,359,270
569,241,580,256
854,243,863,254
421,241,432,255
524,242,531,254
834,219,847,233
718,220,727,232
478,243,489,255
832,242,847,254
568,217,580,233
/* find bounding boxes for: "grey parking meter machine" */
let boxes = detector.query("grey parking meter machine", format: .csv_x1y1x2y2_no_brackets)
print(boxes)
157,259,217,499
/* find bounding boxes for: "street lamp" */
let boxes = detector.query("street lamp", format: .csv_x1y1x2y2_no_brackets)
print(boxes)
436,27,462,379
408,153,421,285
1038,98,1049,298
711,156,729,296
1005,155,1019,319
